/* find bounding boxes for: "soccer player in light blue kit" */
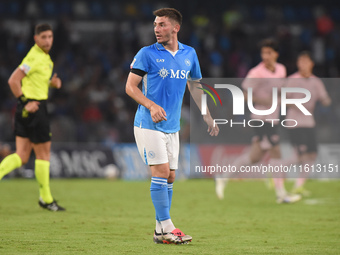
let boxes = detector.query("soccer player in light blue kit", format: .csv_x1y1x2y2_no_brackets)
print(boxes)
126,8,219,244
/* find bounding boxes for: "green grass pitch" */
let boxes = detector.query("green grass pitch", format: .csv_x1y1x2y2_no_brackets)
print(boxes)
0,179,339,254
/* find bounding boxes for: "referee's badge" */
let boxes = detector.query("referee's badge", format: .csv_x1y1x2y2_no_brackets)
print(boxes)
21,64,31,73
185,59,191,66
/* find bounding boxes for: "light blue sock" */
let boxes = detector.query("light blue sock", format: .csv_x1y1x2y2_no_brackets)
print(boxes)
168,182,173,211
150,177,170,221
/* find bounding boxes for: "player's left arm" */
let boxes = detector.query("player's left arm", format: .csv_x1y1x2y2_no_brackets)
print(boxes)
320,87,331,107
321,96,331,107
188,50,219,136
317,79,331,107
187,80,219,136
50,73,62,89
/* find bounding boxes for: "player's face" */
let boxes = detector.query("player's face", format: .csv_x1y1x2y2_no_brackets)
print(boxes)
154,16,178,45
34,30,53,53
297,55,314,73
261,47,278,66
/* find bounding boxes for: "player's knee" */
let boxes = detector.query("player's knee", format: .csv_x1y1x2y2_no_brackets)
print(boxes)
168,176,175,183
35,154,50,161
150,164,170,178
168,171,176,183
16,152,29,165
33,148,50,161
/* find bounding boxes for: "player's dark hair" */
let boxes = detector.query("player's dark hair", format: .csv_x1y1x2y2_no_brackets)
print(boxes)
35,23,53,35
298,51,314,62
259,38,279,52
153,8,182,25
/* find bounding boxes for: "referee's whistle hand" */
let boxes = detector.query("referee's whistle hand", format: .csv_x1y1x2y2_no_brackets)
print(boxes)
24,101,40,113
149,104,167,123
50,73,62,89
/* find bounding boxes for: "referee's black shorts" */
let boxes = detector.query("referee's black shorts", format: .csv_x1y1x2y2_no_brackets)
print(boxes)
14,100,51,144
288,127,317,155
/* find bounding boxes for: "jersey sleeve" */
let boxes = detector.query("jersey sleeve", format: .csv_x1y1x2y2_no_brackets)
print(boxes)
130,47,149,73
188,50,202,81
242,68,258,90
245,68,258,79
19,51,36,75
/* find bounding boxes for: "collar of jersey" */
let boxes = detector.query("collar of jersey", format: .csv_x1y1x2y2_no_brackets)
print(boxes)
33,44,48,55
155,41,184,51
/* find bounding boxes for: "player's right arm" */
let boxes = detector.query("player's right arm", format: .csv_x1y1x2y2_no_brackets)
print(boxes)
8,68,40,113
125,72,167,123
8,68,26,98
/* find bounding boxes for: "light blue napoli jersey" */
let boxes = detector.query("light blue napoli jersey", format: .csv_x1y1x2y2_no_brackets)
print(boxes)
131,42,202,133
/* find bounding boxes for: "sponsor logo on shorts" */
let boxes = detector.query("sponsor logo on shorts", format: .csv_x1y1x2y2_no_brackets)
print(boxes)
148,151,155,159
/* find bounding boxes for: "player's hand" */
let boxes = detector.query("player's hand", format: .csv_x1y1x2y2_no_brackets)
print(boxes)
203,115,219,136
24,101,40,113
149,103,167,123
50,73,62,89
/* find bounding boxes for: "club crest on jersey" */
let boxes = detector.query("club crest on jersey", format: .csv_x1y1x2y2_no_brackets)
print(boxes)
185,59,191,66
158,67,169,79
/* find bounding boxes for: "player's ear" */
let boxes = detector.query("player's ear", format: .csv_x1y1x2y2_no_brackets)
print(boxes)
308,57,315,67
174,24,180,33
33,34,38,43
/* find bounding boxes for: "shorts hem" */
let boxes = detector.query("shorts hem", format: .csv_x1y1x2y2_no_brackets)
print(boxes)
147,160,169,166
